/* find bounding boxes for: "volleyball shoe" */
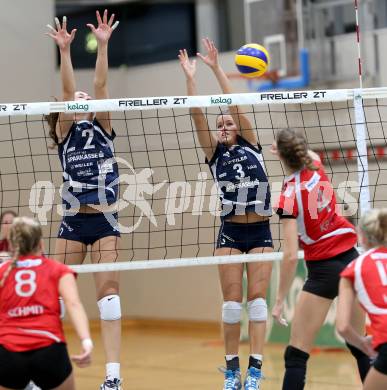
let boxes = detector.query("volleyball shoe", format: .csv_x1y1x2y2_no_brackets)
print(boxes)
220,367,242,390
100,377,122,390
244,367,262,390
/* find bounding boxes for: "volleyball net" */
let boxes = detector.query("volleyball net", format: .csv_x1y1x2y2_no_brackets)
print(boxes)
1,88,387,272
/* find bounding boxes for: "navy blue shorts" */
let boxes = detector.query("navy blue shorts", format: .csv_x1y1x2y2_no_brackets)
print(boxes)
216,220,273,253
58,212,120,246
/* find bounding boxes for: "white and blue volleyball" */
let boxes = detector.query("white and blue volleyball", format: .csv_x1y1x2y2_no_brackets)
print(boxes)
235,43,269,78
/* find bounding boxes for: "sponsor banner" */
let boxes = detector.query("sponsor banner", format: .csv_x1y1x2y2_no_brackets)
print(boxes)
4,88,387,116
0,102,51,117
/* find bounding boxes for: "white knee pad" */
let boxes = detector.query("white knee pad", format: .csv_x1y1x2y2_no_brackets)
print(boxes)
222,301,243,324
247,298,267,322
59,297,65,319
97,294,121,321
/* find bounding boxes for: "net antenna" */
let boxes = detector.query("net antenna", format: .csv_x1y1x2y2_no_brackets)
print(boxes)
353,0,370,214
354,0,363,89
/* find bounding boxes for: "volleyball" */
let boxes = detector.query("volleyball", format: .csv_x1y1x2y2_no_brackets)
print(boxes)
235,43,269,78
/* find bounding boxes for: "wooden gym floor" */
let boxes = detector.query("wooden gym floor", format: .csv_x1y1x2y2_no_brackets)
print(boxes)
64,320,363,389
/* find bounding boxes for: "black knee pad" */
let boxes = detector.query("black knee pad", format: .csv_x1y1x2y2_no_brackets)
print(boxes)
284,346,310,369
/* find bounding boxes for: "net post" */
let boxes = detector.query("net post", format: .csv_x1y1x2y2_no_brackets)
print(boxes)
353,89,371,214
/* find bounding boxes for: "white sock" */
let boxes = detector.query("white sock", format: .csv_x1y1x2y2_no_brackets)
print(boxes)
106,362,120,380
225,354,239,361
251,354,263,362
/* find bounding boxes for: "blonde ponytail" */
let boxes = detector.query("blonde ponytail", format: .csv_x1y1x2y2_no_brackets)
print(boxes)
359,208,387,247
0,217,42,288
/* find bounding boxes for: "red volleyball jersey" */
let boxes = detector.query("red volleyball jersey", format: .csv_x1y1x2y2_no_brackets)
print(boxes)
275,160,357,260
0,255,75,352
341,247,387,349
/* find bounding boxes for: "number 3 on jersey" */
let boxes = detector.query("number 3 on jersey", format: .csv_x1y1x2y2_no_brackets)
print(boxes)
233,163,245,180
15,270,37,297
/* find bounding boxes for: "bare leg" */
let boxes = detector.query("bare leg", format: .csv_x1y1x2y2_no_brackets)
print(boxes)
217,247,244,356
246,247,273,356
91,236,121,373
347,300,370,381
364,368,387,390
282,291,332,390
290,291,332,352
55,238,87,265
55,239,87,319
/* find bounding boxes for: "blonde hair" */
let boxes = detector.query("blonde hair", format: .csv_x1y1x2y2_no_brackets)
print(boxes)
0,217,42,288
358,208,387,247
276,128,318,171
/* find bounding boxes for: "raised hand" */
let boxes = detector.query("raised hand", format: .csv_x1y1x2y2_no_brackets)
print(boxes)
46,16,76,51
87,9,119,45
197,37,219,69
178,49,196,80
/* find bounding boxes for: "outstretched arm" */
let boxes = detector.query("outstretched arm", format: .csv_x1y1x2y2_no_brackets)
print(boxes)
59,273,93,368
197,38,257,145
46,16,77,141
272,218,299,326
87,9,119,133
178,49,216,160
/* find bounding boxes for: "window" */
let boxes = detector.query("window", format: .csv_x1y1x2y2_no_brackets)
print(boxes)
55,1,197,69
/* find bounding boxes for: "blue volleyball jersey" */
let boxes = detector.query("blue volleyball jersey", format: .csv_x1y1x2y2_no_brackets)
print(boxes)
58,119,118,209
207,135,271,219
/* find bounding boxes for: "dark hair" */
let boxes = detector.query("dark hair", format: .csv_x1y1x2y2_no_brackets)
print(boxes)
276,128,318,171
43,97,61,148
0,210,17,225
44,112,60,147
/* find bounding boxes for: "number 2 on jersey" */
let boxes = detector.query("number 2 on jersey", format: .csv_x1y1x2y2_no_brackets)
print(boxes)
82,129,95,150
15,270,37,297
